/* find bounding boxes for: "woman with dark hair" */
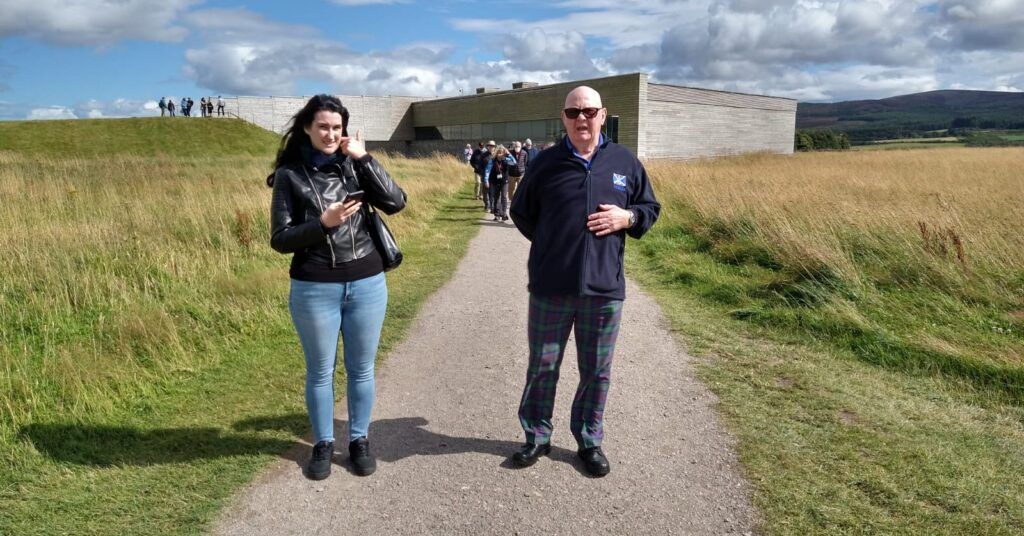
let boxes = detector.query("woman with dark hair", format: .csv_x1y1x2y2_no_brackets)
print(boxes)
268,94,406,480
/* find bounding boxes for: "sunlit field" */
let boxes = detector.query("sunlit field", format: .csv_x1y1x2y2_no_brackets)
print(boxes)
0,151,468,436
0,119,477,534
645,148,1024,373
632,147,1024,534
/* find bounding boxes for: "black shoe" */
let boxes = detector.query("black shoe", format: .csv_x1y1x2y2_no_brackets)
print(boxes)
578,446,610,476
305,440,333,480
349,437,376,476
512,443,551,467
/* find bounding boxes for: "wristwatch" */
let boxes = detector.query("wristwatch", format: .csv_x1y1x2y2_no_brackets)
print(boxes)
627,210,637,228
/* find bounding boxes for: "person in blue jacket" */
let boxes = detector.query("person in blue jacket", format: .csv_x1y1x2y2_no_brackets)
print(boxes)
509,85,660,477
483,144,517,221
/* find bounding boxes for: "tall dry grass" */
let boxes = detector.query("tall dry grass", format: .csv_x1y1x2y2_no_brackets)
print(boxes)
647,148,1024,289
0,150,469,439
632,147,1024,535
642,147,1024,380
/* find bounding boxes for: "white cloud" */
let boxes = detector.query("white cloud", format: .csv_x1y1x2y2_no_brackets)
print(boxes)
502,28,603,78
935,0,1024,50
175,1,1024,103
8,0,1024,118
27,106,77,120
453,3,691,50
179,8,572,99
0,0,198,47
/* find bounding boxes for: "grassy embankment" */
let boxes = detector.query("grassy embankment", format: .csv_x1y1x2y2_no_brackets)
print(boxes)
0,118,478,534
852,139,966,150
852,130,1024,150
631,147,1024,534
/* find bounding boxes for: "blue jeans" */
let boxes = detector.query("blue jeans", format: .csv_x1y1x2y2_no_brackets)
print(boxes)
289,273,388,443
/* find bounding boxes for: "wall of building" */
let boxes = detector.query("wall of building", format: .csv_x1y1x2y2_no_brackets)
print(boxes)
227,95,427,139
642,84,796,159
223,74,796,160
412,73,645,154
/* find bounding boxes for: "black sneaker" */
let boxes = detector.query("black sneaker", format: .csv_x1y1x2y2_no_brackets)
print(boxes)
305,440,333,480
349,437,376,476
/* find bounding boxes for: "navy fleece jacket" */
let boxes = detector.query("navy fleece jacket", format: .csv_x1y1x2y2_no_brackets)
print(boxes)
510,135,660,300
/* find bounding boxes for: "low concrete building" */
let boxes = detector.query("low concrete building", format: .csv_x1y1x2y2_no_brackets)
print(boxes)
227,72,796,159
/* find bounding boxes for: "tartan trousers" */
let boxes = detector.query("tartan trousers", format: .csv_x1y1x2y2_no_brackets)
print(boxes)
518,293,623,449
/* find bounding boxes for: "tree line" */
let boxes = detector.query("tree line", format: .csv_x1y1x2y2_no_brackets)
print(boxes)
794,129,851,151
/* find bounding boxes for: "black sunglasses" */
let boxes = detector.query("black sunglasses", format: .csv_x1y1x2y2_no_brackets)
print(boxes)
563,107,602,119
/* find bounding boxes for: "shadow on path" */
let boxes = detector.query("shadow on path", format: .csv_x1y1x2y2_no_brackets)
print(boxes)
23,412,593,475
334,416,588,475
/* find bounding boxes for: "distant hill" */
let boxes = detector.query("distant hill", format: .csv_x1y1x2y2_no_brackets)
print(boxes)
0,117,280,156
797,90,1024,141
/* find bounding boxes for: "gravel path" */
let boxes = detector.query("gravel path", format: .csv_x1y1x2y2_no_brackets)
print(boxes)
215,218,757,535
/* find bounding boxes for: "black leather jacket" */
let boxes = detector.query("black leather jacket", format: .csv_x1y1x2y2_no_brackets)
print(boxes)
270,155,406,267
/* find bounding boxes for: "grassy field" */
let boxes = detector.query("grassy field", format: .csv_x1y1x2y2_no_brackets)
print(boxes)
6,118,1023,534
0,117,278,156
630,147,1024,534
852,131,1024,150
853,140,966,150
0,118,478,535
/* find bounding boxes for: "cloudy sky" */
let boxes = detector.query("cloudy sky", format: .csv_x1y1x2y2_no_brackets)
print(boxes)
1,0,1022,120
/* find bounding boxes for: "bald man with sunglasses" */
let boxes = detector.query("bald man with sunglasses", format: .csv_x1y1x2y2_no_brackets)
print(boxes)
509,86,661,477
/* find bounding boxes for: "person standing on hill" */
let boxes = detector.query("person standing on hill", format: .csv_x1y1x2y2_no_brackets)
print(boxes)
206,97,214,117
217,96,225,116
509,85,660,477
200,97,207,117
267,94,407,481
158,97,167,116
181,97,189,117
167,98,175,117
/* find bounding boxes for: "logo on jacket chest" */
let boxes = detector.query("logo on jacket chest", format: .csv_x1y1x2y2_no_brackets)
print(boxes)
611,173,627,192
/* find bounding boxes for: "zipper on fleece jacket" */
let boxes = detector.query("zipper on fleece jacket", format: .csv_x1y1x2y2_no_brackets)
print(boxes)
579,166,592,296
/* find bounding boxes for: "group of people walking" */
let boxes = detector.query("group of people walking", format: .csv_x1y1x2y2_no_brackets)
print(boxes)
158,96,225,117
468,138,540,221
268,86,660,482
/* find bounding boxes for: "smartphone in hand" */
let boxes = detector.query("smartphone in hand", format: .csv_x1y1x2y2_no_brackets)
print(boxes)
343,190,365,203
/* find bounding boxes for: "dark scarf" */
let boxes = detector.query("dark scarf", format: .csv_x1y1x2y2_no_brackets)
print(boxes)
301,142,341,169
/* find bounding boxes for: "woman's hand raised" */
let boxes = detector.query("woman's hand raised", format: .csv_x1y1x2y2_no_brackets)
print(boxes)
340,128,368,160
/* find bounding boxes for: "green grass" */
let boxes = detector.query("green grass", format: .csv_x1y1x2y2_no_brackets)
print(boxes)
628,178,1024,533
853,141,966,150
0,117,278,156
1,118,479,535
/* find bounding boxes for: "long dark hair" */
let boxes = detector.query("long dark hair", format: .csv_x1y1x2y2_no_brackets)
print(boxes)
266,94,349,187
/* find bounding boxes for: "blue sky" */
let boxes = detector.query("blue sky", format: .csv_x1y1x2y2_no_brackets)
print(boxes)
1,0,1023,120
